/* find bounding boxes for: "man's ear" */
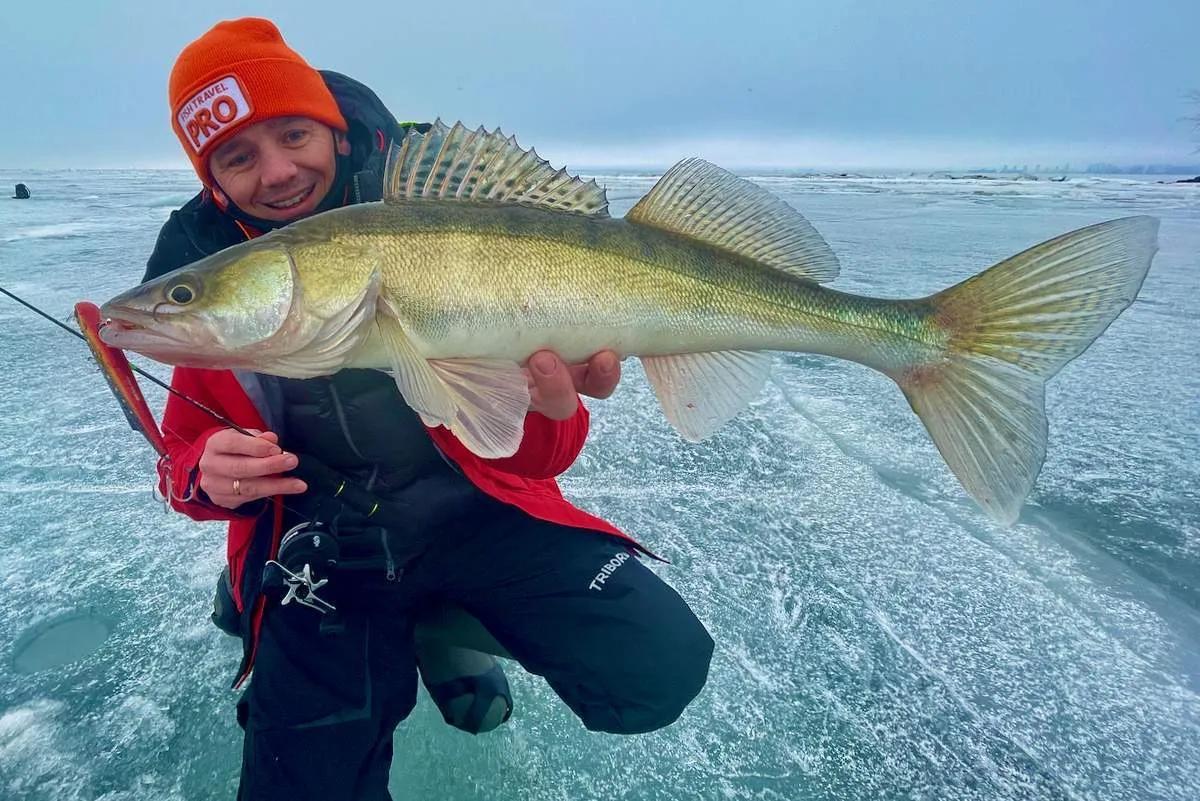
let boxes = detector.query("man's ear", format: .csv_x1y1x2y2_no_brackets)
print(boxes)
335,130,351,156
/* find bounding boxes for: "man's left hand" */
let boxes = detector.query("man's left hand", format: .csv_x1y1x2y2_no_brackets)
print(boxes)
526,350,621,420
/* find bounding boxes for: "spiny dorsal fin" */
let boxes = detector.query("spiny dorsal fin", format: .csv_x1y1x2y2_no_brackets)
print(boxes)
626,158,839,283
383,119,609,217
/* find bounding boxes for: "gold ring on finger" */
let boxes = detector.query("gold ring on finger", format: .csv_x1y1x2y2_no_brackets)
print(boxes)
233,478,242,496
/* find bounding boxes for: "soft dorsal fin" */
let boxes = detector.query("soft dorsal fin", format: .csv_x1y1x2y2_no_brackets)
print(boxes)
383,119,609,217
626,158,839,283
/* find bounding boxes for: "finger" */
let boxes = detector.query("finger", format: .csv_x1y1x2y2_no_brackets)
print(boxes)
200,451,300,481
208,428,283,458
242,430,281,448
206,477,308,509
230,476,308,499
573,351,621,399
527,350,580,419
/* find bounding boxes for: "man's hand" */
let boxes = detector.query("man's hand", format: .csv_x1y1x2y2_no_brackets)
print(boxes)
526,350,621,420
198,429,308,510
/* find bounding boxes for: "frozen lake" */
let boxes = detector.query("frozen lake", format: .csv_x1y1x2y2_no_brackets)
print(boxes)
1,167,1197,800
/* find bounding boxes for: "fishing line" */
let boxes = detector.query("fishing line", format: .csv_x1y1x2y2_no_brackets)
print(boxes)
1,284,383,524
0,284,253,437
1,286,348,671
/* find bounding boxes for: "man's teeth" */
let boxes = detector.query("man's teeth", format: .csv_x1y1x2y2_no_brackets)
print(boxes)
268,189,310,209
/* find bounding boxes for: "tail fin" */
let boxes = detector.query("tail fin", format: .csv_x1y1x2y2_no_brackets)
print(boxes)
898,216,1158,524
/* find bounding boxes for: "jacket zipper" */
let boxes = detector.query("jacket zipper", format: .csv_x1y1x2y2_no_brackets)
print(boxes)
328,383,368,460
380,529,398,581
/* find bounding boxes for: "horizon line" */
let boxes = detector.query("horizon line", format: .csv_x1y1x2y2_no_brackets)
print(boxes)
3,163,1199,176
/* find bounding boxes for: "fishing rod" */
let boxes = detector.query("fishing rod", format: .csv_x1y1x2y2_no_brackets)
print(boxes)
3,286,525,662
0,284,253,437
1,283,408,527
1,284,427,620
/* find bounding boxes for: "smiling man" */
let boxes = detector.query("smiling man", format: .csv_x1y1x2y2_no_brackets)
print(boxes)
141,18,713,801
207,116,344,218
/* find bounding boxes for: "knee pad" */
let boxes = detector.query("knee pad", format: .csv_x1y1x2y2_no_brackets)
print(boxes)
423,662,513,734
415,606,514,734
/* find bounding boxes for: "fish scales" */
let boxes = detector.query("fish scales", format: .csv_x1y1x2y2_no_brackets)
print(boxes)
291,201,943,372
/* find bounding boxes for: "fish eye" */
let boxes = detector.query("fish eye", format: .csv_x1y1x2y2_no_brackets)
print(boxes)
168,283,197,305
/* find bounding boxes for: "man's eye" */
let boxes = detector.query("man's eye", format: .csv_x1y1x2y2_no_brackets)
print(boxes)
224,152,252,169
284,129,309,145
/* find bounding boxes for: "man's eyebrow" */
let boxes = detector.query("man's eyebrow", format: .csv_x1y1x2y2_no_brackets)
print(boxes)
212,139,248,161
266,116,312,130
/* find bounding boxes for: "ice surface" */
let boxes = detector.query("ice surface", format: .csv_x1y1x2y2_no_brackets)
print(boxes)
0,168,1197,800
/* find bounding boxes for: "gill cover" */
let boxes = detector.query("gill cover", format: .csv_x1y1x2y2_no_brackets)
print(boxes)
198,246,296,351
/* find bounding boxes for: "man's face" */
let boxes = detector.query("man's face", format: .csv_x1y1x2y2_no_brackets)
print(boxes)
207,116,349,222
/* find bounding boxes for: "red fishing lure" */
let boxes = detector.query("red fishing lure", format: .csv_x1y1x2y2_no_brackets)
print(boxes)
73,301,167,457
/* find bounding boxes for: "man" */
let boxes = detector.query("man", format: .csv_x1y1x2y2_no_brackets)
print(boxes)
148,18,713,800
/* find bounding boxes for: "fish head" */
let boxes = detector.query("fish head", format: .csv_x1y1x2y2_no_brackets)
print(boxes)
99,245,296,368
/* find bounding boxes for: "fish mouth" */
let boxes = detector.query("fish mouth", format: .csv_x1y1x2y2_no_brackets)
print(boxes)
98,303,206,356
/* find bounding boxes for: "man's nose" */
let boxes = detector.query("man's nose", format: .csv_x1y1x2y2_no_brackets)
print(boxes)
259,146,299,187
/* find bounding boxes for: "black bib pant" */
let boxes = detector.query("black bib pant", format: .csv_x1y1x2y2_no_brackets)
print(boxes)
236,501,713,801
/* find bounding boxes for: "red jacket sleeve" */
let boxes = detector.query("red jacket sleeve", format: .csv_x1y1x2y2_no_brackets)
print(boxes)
157,368,265,522
482,398,590,479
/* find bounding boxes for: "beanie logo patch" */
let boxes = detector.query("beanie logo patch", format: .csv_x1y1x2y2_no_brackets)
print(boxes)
176,75,252,154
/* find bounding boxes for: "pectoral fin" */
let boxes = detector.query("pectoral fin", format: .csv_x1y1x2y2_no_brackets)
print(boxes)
375,311,457,426
376,303,530,457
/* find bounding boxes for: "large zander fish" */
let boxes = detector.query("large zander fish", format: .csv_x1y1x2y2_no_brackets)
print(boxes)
100,121,1158,524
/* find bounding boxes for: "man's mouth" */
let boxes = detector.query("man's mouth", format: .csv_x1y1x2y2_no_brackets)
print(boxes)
262,185,315,211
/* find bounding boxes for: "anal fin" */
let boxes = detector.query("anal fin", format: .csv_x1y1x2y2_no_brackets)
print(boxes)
642,350,771,441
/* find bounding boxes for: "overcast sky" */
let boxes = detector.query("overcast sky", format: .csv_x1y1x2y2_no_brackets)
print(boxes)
3,0,1197,170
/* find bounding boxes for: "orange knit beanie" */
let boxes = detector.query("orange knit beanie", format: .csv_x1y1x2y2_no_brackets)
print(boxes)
169,18,348,184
